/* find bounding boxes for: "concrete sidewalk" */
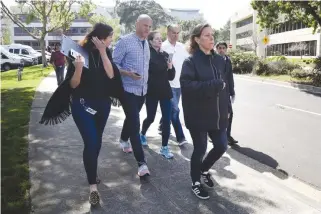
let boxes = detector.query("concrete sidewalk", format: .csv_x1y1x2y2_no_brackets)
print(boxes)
28,73,321,214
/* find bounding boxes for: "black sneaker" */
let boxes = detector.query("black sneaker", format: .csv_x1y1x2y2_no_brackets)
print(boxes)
201,172,214,188
192,182,210,200
89,191,100,206
228,136,238,145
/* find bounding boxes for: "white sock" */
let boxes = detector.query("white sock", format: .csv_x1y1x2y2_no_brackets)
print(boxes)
90,184,97,192
202,171,209,175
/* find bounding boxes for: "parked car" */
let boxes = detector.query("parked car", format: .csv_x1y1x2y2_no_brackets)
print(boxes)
0,46,24,71
17,54,36,66
36,50,51,62
3,44,43,64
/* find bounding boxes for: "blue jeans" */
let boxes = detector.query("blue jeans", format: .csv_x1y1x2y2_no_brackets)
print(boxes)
71,97,111,184
160,87,186,142
189,129,228,183
120,92,146,166
55,65,65,85
142,96,171,147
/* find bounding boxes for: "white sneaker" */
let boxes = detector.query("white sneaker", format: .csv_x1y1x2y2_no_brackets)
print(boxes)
120,139,132,153
178,139,188,146
138,164,150,177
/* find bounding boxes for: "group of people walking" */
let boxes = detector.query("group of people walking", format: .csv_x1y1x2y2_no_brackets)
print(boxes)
40,13,237,205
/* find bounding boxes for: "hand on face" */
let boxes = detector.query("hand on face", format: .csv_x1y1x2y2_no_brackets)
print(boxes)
92,36,108,52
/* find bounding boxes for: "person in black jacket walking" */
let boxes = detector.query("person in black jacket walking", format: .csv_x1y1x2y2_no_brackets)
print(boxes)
216,42,238,145
180,24,229,200
140,31,176,158
39,23,124,206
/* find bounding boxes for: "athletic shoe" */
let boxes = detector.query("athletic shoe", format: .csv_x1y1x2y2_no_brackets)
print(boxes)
89,191,100,205
160,146,174,159
138,164,150,177
192,182,209,200
120,139,132,153
201,172,214,188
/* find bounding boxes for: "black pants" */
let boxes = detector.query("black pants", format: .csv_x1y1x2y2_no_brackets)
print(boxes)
71,97,111,185
189,129,228,183
227,107,233,137
120,92,146,166
142,96,171,147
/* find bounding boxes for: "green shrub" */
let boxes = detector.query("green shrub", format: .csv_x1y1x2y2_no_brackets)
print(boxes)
266,55,287,62
290,68,313,79
311,69,321,86
313,56,321,70
228,50,258,74
252,60,269,75
266,60,299,75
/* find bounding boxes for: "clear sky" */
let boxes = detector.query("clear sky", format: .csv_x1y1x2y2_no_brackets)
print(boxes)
3,0,252,29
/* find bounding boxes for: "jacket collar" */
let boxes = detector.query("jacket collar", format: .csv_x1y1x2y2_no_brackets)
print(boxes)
194,48,218,58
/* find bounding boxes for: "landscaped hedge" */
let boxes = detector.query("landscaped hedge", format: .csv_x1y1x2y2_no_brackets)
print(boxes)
228,50,258,74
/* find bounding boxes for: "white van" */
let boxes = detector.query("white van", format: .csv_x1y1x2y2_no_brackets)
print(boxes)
0,46,24,71
4,44,42,64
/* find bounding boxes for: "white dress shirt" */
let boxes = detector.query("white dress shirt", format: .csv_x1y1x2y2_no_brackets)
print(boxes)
161,40,189,88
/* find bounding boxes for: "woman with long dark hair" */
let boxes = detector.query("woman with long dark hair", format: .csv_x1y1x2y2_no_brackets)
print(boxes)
180,24,229,200
140,31,175,158
40,23,124,205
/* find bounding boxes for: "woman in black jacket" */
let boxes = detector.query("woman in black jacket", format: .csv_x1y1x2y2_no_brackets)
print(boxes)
180,24,229,200
40,23,124,205
140,31,176,159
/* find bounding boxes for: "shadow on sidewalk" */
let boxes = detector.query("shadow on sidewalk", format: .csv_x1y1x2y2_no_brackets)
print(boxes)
227,145,289,180
29,102,280,214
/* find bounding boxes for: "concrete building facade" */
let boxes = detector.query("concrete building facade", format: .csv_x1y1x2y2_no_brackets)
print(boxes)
230,6,321,58
7,5,113,50
6,5,203,50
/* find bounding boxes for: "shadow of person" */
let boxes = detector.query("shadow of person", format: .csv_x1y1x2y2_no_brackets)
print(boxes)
227,145,288,180
213,156,237,180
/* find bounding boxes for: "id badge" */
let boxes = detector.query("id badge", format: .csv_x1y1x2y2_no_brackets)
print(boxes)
85,107,97,115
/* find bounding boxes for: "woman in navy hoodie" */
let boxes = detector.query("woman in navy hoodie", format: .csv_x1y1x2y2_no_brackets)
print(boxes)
140,31,176,159
180,24,229,200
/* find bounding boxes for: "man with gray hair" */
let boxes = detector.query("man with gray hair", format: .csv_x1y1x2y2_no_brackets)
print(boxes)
113,14,152,177
159,24,189,146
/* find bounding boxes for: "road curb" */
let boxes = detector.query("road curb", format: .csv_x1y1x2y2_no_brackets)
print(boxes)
236,74,321,95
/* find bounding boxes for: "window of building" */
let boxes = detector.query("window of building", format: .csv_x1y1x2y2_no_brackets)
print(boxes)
269,21,310,35
267,40,317,57
236,16,253,28
236,30,252,39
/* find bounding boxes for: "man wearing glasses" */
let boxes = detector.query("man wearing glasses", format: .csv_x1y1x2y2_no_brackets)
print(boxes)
159,24,189,146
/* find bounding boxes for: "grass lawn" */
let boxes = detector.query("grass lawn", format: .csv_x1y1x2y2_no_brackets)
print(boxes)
257,74,315,86
1,65,53,213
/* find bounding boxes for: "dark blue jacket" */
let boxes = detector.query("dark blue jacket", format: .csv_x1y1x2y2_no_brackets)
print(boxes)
180,49,229,131
224,56,235,97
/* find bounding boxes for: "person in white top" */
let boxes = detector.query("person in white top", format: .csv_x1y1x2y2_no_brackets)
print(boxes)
159,24,189,146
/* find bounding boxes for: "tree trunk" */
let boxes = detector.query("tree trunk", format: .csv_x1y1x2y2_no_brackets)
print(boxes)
40,39,47,67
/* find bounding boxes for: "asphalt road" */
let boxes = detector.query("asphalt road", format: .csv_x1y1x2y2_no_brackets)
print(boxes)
230,76,321,188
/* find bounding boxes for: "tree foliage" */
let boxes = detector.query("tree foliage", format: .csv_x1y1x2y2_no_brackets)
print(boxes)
0,0,94,66
115,0,173,32
251,0,321,33
216,20,230,42
178,18,207,42
89,15,121,42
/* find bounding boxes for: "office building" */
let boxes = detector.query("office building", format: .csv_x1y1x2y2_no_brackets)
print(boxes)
166,8,203,21
230,6,321,58
8,5,113,50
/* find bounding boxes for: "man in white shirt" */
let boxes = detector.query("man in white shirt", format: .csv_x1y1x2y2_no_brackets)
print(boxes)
159,24,189,146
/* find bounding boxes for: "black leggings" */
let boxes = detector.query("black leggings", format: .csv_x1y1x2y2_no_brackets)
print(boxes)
189,129,228,183
71,97,111,185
